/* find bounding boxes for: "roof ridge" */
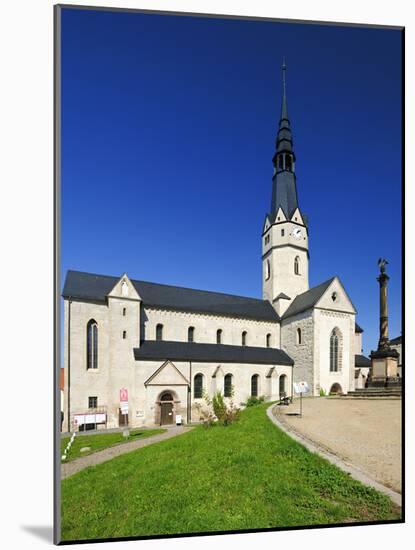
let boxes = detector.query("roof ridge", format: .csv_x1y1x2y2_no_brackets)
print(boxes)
290,276,335,301
66,269,270,305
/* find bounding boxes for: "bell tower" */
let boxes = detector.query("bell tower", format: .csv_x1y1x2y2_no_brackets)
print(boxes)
262,60,309,316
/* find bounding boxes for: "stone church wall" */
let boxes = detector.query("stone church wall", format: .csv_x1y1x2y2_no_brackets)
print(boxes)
64,299,289,430
280,310,315,393
314,309,355,395
63,296,141,431
142,308,280,348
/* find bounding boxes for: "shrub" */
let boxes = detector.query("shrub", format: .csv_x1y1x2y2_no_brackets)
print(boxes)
319,388,326,397
194,391,216,428
200,390,240,427
243,395,266,407
212,391,227,421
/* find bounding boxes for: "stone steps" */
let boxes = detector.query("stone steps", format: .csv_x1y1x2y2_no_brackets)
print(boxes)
346,387,402,398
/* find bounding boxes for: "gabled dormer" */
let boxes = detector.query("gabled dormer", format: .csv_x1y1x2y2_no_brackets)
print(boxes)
290,207,306,227
262,214,272,234
274,206,287,224
107,273,142,347
107,273,141,302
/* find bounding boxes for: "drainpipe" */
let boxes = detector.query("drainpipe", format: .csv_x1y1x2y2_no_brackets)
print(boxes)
291,363,294,401
67,298,72,432
188,361,192,424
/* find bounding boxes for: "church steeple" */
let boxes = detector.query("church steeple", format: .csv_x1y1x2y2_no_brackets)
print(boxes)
262,60,309,313
270,59,299,220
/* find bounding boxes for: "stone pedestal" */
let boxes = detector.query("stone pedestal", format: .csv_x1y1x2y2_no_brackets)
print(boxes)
369,348,400,387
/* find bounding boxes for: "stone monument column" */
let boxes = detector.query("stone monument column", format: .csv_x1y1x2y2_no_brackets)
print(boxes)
377,269,390,350
369,259,400,387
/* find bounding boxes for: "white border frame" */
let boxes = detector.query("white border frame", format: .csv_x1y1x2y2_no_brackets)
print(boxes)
1,1,412,549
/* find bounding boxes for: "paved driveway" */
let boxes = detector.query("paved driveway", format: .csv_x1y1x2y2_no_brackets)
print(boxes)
274,397,402,493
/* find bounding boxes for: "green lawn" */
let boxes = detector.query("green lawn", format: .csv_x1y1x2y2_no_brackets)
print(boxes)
61,428,166,462
61,403,400,541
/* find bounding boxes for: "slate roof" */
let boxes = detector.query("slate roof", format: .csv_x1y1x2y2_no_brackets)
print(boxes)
275,292,291,300
271,170,299,220
355,323,364,333
355,354,371,369
389,335,402,345
62,270,280,322
282,278,335,319
133,341,294,366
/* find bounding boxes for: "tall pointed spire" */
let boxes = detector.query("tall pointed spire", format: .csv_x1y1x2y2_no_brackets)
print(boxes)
270,59,299,219
275,58,293,156
281,57,288,121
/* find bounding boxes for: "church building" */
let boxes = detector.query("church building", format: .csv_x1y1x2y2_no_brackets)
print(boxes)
62,64,366,431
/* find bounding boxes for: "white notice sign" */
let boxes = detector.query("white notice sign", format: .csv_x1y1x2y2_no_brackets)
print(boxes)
175,415,182,425
294,381,310,394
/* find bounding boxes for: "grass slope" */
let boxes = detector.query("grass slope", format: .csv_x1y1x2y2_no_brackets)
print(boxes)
61,404,399,541
61,428,166,462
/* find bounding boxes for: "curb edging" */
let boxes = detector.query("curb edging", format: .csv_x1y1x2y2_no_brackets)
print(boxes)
266,404,402,508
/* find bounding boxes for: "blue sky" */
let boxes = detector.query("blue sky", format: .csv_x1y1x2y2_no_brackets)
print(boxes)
61,8,402,356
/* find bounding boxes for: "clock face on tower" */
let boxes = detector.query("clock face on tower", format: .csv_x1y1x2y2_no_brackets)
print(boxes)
292,227,303,240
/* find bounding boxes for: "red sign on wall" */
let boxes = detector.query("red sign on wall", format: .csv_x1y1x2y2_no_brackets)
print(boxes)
120,388,128,402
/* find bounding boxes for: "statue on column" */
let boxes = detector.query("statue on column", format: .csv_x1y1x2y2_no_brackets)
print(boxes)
369,259,400,387
378,258,388,274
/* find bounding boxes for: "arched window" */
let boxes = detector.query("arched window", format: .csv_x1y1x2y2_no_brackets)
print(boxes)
122,330,127,339
330,328,342,372
297,328,302,345
242,331,247,346
224,374,233,397
266,333,271,348
294,256,300,275
286,155,292,171
194,373,203,398
188,326,195,342
86,319,98,370
156,324,163,341
278,154,284,170
251,374,259,397
216,329,222,344
265,259,270,280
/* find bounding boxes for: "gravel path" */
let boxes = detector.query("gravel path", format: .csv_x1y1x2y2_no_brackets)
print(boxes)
274,397,401,493
61,426,192,479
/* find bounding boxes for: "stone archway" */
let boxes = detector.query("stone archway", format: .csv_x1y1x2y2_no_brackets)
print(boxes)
156,390,179,425
159,391,174,425
279,374,287,397
329,383,343,395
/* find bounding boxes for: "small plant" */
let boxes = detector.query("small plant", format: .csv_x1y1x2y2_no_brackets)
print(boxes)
212,391,227,421
242,395,266,407
194,393,216,428
197,388,240,426
212,389,240,426
319,388,326,397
